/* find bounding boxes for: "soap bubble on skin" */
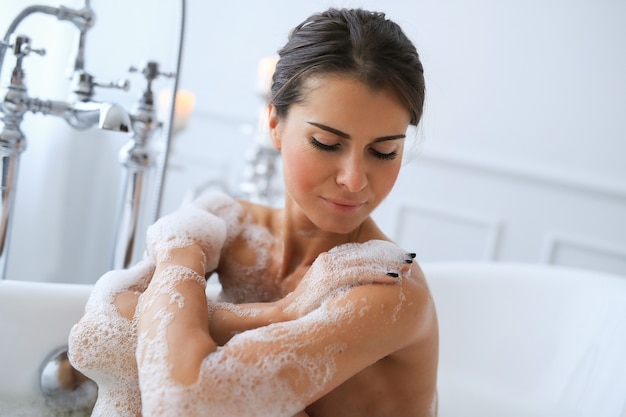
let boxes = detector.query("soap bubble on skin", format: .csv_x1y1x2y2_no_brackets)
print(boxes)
284,240,412,316
209,301,263,318
145,205,227,273
189,191,281,303
68,258,155,417
69,194,229,417
190,191,245,249
138,265,206,313
138,269,349,417
68,192,418,416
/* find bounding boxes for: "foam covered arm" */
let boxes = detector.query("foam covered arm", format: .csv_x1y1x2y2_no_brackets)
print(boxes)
208,240,413,343
208,300,286,345
68,258,156,417
135,240,428,417
136,265,432,417
145,205,227,273
282,240,413,318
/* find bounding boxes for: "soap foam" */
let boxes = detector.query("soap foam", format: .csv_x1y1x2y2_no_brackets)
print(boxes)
285,239,411,316
137,273,350,417
68,193,232,417
187,191,281,303
145,205,227,273
190,191,245,249
69,193,415,416
218,220,278,303
68,259,155,416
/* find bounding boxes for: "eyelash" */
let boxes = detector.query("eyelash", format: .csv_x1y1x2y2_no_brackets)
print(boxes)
309,137,398,161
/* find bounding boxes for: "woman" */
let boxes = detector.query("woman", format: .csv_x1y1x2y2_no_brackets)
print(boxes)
69,7,438,417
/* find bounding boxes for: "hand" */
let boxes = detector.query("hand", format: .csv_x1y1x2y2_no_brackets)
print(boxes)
282,239,415,317
145,205,227,273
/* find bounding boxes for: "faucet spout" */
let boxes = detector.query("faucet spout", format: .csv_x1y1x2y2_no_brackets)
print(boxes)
25,99,130,132
64,101,100,130
99,103,130,133
69,101,131,132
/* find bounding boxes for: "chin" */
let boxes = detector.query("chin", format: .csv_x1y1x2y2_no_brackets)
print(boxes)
315,217,364,235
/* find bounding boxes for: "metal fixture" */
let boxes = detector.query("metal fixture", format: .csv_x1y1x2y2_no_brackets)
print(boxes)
39,346,98,413
0,1,133,279
189,103,283,206
0,3,95,74
185,128,284,208
238,141,283,206
112,61,175,269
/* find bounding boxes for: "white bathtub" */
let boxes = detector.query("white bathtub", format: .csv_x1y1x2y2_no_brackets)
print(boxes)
423,262,626,417
1,263,625,416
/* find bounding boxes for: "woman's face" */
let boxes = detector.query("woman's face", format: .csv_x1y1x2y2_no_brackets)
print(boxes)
269,75,411,234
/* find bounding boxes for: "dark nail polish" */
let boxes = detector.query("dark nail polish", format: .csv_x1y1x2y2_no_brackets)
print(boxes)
405,259,413,264
386,272,399,278
408,253,417,259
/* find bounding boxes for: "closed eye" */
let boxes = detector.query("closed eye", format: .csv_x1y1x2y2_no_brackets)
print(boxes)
309,136,340,152
310,136,399,161
369,148,398,161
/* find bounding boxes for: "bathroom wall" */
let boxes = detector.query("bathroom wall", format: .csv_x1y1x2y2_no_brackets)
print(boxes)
2,0,625,282
168,0,626,276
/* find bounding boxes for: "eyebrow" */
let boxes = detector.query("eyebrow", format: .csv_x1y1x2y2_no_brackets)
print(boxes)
307,121,406,142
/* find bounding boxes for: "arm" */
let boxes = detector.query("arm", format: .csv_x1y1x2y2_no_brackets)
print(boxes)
207,240,413,345
136,240,430,417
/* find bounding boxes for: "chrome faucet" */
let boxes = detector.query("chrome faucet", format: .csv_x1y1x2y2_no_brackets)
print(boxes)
0,1,132,279
0,3,94,74
112,61,175,269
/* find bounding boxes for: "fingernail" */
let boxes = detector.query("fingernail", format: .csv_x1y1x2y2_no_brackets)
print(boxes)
408,253,417,259
386,272,399,278
405,259,413,264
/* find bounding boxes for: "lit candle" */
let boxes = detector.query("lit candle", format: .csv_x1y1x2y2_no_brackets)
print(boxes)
256,56,278,97
254,57,279,148
158,88,196,134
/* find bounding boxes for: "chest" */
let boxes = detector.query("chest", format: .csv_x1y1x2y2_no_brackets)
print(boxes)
219,264,308,303
216,234,309,303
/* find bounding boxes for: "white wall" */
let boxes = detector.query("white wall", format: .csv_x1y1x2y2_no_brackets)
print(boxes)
170,0,626,276
2,0,625,281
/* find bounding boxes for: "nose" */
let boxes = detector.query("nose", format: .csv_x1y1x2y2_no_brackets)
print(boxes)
336,153,368,192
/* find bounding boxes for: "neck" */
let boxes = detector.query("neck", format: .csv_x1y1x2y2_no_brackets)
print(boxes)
278,198,364,275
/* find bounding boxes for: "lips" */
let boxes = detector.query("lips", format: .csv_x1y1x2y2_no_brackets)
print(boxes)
322,197,366,212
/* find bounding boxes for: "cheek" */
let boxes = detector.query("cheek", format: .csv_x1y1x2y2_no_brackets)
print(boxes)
281,146,323,192
373,162,402,198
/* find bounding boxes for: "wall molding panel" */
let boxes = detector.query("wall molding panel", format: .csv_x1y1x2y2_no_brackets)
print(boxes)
419,147,626,202
393,202,504,262
540,233,626,277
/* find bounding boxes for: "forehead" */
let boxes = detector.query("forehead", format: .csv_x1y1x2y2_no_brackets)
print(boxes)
288,75,411,131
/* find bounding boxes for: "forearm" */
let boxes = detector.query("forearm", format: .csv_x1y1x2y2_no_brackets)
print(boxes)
135,271,410,417
209,299,288,345
137,246,217,385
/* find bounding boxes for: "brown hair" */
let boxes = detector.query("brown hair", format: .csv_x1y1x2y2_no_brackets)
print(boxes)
271,8,425,126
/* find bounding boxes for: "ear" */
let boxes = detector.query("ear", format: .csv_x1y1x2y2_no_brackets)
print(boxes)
268,104,281,151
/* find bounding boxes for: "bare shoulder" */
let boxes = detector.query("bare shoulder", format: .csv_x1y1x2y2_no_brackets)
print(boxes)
351,258,436,353
353,219,438,358
190,191,248,226
188,192,278,251
306,258,439,416
192,191,278,229
392,261,438,359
